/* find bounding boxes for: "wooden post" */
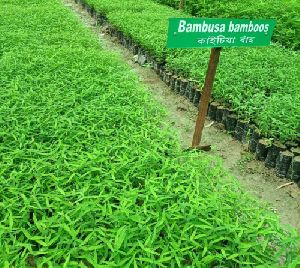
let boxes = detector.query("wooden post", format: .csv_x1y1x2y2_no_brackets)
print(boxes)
179,0,185,10
192,47,221,147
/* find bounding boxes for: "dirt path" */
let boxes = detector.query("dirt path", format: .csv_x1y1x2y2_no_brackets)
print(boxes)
63,0,300,232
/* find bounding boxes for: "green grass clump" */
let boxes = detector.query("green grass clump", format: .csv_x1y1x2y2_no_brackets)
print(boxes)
153,0,300,51
0,0,299,266
86,0,300,142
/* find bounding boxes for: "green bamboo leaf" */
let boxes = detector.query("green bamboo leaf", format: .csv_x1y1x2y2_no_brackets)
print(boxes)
114,226,127,250
62,224,79,239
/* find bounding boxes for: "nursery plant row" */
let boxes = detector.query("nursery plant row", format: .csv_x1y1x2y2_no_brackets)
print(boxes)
84,0,300,145
80,0,300,181
1,0,299,266
153,0,300,50
91,12,300,182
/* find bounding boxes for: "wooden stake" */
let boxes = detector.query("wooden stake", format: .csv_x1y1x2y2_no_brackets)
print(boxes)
276,182,294,190
192,47,221,147
179,0,185,10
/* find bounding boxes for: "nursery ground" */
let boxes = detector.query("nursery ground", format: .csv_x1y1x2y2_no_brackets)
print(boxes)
64,0,300,233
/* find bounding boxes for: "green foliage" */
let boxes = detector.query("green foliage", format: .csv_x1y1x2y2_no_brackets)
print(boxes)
1,0,299,266
154,0,300,50
90,0,184,60
167,47,300,141
86,0,300,141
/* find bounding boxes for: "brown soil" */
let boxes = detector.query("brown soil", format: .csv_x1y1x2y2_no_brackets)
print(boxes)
63,0,300,233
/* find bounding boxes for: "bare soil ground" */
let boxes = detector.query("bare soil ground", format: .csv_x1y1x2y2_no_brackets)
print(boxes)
64,0,300,233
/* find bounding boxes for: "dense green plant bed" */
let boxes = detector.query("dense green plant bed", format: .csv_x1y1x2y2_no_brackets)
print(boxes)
1,0,299,266
87,0,300,142
153,0,300,51
166,47,300,142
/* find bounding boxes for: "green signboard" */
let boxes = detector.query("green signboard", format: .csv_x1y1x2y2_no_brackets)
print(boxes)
167,18,276,48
